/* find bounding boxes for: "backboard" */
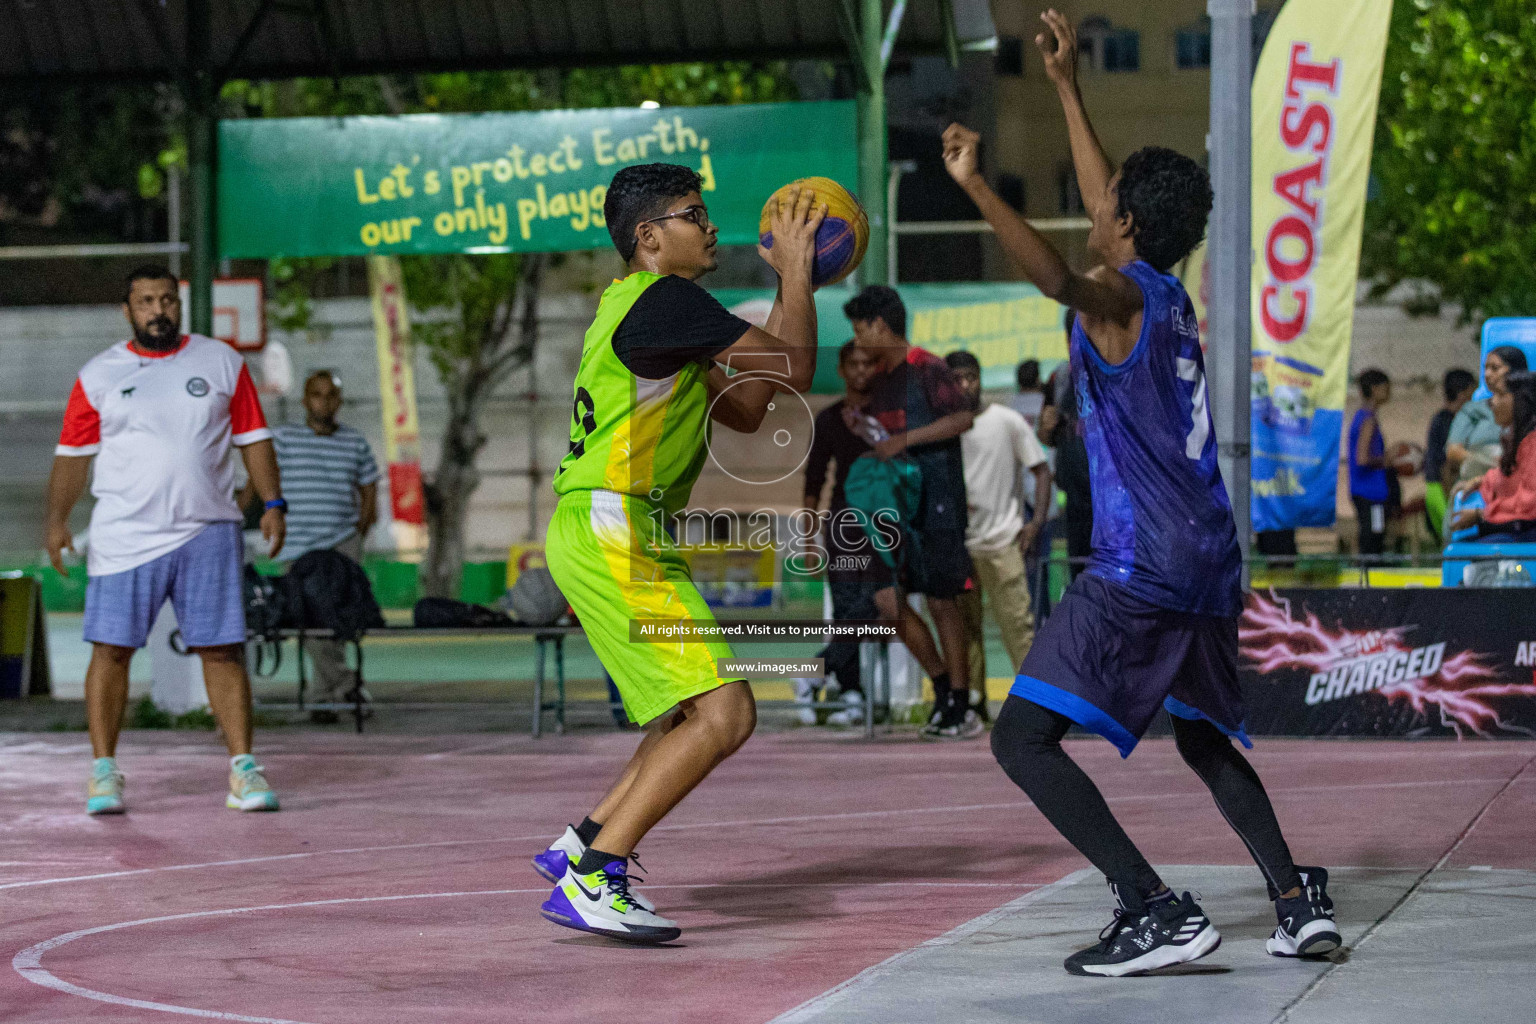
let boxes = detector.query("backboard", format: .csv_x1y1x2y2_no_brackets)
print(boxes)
178,278,266,351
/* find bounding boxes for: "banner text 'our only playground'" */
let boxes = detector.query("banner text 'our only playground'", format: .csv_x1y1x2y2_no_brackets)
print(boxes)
218,102,856,259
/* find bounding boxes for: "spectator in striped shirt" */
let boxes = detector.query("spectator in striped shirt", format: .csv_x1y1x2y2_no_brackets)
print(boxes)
269,371,380,721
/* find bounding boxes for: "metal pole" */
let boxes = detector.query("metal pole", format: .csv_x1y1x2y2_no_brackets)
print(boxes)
526,365,539,542
167,167,182,278
886,160,916,287
1207,0,1253,574
187,0,216,336
856,0,888,286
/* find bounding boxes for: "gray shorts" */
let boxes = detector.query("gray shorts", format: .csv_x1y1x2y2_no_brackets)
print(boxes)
82,522,245,649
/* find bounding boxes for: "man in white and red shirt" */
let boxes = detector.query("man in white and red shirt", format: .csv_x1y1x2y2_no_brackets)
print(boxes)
46,267,287,816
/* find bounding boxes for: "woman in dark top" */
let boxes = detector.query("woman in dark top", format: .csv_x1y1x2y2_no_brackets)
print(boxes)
1423,368,1476,536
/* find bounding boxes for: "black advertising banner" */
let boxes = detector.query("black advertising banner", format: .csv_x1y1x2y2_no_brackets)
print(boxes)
1238,589,1536,738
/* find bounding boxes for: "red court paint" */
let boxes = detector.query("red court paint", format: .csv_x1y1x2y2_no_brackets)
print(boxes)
1,732,1530,1023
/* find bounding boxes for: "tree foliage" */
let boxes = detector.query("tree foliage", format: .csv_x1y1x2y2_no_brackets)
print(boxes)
0,82,178,235
1363,0,1536,323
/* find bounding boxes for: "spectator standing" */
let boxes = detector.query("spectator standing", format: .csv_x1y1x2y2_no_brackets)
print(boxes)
1447,346,1529,484
45,267,284,816
1451,372,1536,543
945,351,1052,711
1423,368,1477,537
270,371,380,723
801,341,878,724
1009,359,1046,430
1348,369,1392,557
844,286,978,739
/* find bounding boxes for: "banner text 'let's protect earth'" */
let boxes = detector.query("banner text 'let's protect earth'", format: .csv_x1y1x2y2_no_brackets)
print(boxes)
217,101,856,259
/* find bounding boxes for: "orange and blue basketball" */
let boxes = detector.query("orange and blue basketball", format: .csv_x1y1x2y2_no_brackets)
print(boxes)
758,177,868,289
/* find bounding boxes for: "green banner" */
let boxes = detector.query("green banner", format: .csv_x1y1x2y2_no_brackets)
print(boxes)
218,101,856,258
710,283,1068,394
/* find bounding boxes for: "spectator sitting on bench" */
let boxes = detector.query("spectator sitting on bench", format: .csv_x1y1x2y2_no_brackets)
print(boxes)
1451,372,1536,544
1446,346,1529,484
245,370,380,723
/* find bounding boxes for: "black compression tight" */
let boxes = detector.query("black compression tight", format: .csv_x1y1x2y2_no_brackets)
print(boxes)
991,696,1303,901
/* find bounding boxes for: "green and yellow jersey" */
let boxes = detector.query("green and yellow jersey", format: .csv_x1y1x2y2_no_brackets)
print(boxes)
546,271,752,723
554,271,746,518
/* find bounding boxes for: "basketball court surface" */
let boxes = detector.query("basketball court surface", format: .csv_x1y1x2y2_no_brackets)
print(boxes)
2,729,1531,1024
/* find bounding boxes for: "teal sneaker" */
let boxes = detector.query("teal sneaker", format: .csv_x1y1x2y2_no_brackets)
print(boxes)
86,757,125,815
226,756,280,811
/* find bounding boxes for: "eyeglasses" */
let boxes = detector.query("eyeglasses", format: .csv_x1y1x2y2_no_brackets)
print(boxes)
640,205,711,232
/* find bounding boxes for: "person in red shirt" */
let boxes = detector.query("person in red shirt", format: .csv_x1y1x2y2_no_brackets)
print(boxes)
45,267,287,816
1452,371,1536,542
843,285,978,739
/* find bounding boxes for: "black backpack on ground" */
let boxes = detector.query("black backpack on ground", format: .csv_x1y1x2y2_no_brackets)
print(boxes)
412,596,514,629
288,549,385,641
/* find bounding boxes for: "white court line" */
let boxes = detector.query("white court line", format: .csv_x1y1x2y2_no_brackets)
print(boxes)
0,774,1518,895
765,869,1096,1024
13,882,1039,1023
421,738,526,760
12,888,540,1024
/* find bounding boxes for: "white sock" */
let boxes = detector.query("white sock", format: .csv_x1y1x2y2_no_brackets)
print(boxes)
231,754,255,769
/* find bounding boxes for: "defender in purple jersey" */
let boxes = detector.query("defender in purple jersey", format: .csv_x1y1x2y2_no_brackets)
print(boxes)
941,9,1338,978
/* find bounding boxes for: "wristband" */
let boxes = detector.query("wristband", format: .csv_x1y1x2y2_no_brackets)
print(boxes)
264,498,287,512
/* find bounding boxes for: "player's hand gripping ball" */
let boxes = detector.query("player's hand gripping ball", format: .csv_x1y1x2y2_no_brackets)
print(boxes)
759,177,868,289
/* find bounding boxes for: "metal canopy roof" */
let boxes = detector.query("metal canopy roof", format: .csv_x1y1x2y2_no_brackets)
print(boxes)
2,0,996,83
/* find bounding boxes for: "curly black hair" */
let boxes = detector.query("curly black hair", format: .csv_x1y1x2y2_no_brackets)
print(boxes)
842,285,906,338
604,163,704,262
1115,147,1212,272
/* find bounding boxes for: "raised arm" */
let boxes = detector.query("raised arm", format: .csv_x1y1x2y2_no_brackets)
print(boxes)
941,127,1140,331
1039,10,1114,221
709,187,825,431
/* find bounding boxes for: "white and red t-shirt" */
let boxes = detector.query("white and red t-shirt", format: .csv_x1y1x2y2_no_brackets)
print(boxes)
57,334,272,576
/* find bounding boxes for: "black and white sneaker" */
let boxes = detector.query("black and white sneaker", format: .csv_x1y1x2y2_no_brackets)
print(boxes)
1267,865,1341,957
922,705,984,740
1064,888,1221,977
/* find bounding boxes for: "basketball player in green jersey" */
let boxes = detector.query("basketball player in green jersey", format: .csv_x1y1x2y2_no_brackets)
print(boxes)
535,164,825,943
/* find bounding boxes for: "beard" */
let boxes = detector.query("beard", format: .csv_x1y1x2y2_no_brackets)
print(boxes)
133,315,180,352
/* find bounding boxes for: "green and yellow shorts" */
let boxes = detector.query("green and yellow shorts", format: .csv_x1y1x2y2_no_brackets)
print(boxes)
546,489,734,726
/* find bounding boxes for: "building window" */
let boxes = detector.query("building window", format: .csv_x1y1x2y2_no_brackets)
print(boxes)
995,36,1025,77
997,174,1026,212
1056,165,1085,216
1080,16,1140,73
1176,18,1211,69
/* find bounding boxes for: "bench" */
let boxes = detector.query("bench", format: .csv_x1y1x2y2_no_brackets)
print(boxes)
254,626,896,738
255,625,581,736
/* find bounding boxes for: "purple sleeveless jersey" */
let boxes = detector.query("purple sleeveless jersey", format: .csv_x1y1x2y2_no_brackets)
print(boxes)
1070,261,1243,618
